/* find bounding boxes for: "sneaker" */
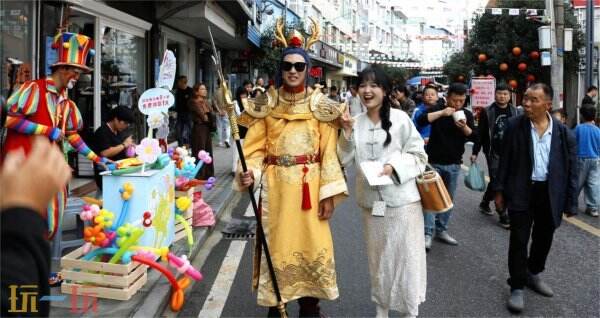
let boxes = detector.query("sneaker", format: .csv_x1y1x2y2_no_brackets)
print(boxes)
585,208,599,217
526,273,554,297
506,289,524,313
498,212,510,229
436,231,458,245
224,141,231,148
424,235,433,251
479,201,493,215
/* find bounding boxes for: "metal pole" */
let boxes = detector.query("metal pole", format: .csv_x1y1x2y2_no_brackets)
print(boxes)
585,0,595,88
548,0,564,110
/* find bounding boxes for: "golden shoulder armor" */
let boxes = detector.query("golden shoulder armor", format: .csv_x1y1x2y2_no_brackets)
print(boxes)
241,87,274,118
310,90,346,122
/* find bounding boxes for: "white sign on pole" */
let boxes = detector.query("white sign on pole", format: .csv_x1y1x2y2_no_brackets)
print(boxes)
541,51,552,66
156,50,176,89
471,78,496,108
138,88,175,115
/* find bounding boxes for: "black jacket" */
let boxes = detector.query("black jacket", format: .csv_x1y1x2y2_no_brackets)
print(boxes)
1,208,50,317
494,115,578,227
472,102,519,157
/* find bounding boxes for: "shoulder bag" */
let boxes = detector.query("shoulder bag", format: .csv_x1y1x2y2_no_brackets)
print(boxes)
415,161,454,213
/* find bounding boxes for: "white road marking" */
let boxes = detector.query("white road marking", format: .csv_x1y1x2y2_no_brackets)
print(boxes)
197,240,247,318
244,190,260,217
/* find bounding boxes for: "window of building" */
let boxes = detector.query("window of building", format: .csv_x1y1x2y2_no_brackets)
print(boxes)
1,0,34,98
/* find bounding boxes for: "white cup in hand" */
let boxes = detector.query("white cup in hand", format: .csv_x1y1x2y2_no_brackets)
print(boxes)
452,110,466,122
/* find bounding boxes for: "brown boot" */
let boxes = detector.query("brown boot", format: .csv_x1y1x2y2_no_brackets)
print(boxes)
298,297,326,318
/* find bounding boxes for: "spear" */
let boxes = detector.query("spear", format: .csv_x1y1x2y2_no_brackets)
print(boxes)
208,27,287,317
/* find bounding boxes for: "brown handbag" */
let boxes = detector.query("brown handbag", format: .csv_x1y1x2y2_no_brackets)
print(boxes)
416,164,454,213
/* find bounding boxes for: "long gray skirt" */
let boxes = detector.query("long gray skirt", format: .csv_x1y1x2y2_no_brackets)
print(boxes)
361,201,427,316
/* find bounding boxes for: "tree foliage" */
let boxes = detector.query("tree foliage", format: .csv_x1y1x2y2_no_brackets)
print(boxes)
443,0,583,92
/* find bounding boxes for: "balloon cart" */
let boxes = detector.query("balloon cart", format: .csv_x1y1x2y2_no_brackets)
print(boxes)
58,50,206,312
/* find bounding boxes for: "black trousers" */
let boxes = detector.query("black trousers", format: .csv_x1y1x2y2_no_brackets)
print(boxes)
508,181,556,290
267,297,320,317
482,154,499,205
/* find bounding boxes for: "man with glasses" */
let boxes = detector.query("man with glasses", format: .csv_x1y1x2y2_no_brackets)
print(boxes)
1,32,108,239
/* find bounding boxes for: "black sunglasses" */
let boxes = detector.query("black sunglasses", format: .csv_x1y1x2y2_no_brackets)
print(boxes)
281,61,306,72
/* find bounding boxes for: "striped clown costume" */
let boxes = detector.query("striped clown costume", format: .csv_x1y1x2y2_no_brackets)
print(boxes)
2,32,106,239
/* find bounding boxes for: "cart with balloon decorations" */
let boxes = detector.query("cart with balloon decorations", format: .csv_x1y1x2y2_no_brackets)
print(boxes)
59,50,215,312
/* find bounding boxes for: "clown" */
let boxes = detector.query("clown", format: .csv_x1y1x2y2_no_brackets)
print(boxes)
234,18,348,317
2,32,109,239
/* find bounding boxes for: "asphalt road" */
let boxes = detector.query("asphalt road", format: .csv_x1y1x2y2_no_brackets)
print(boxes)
169,146,600,317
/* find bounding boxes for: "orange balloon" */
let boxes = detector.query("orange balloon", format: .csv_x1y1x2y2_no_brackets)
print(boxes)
170,289,184,312
499,63,509,71
518,63,527,72
512,47,522,56
478,54,487,62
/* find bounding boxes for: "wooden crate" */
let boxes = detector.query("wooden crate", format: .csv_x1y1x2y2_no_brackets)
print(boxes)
60,246,148,301
174,215,193,243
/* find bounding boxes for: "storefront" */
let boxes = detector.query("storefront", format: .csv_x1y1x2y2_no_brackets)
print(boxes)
333,53,358,92
1,1,152,174
308,40,343,88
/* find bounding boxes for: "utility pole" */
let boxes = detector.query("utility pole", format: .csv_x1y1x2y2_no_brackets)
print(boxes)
585,0,595,88
547,0,564,110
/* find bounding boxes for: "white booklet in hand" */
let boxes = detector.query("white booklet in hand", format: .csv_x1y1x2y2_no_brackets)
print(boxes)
360,161,394,186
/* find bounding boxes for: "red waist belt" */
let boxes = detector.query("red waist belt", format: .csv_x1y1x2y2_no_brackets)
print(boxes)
263,153,320,167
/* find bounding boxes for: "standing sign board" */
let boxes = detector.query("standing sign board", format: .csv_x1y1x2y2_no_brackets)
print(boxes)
471,77,496,108
156,50,176,90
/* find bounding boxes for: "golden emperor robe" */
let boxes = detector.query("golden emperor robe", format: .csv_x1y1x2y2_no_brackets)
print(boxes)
234,87,348,306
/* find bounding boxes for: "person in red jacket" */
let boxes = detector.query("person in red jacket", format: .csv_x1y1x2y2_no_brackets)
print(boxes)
1,32,108,239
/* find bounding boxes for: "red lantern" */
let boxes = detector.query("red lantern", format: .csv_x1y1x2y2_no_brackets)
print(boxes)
457,75,465,82
509,79,518,89
529,51,540,60
499,63,509,71
518,63,527,72
478,54,487,62
527,74,536,82
512,47,522,56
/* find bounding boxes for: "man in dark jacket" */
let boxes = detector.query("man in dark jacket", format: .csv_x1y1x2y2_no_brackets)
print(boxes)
174,76,193,146
581,85,597,107
1,137,73,317
471,83,519,228
494,83,577,313
417,83,476,251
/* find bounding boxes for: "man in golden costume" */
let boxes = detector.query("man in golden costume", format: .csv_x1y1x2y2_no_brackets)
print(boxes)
234,18,348,317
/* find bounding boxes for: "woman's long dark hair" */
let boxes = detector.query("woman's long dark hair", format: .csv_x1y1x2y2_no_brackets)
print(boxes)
357,66,392,147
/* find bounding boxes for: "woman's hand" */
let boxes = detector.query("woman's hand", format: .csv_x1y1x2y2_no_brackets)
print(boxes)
378,164,394,177
339,108,354,136
239,170,254,188
318,197,334,220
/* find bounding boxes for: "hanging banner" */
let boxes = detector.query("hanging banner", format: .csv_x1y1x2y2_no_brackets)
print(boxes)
156,50,176,89
471,77,496,108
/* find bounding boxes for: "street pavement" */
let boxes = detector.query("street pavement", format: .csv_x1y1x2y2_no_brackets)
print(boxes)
166,143,600,317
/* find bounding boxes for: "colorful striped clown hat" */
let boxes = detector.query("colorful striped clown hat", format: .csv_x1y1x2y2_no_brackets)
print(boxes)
51,32,95,73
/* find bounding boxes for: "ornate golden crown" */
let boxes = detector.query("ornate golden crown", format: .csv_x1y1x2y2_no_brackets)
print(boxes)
274,17,320,50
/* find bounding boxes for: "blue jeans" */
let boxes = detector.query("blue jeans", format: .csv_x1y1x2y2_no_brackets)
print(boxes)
577,158,600,210
424,163,461,236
